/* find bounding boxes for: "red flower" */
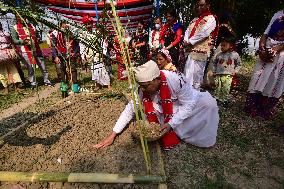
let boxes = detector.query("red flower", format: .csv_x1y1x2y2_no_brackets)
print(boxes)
227,59,233,65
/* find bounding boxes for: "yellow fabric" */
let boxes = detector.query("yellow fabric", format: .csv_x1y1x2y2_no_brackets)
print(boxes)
164,63,177,72
0,63,22,87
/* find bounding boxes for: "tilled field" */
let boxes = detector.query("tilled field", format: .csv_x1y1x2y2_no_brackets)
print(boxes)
0,94,161,189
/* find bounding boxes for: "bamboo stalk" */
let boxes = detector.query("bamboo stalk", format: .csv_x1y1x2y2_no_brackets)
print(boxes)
107,0,152,174
0,172,166,184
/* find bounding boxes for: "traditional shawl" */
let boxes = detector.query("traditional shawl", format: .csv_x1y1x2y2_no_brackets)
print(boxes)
15,22,41,64
142,71,180,148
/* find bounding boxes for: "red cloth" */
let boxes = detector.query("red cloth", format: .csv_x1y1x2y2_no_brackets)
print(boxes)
117,62,127,80
231,74,239,89
143,71,180,149
189,11,219,42
56,31,67,54
82,14,94,24
16,22,41,64
160,24,183,48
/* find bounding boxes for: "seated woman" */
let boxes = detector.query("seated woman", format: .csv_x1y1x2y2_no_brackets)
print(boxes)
94,60,219,150
0,23,22,94
156,49,177,71
244,9,284,119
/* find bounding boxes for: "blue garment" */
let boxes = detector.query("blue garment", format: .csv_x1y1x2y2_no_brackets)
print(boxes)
172,21,183,33
268,16,284,40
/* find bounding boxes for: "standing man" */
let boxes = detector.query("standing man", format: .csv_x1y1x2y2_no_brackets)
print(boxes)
51,21,81,96
183,0,217,90
11,17,52,88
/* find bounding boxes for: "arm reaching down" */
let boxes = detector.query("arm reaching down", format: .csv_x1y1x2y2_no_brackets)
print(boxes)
94,100,135,149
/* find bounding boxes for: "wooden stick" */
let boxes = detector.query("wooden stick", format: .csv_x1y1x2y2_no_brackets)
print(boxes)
0,172,166,184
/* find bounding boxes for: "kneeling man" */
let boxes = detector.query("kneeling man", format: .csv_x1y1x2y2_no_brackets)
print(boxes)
95,60,219,150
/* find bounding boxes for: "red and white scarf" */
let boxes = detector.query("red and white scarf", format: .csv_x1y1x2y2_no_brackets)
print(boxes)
143,71,173,123
15,22,41,64
56,31,67,54
189,11,218,39
142,71,180,148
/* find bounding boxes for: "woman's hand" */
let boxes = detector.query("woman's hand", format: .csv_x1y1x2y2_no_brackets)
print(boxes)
93,131,117,149
259,49,274,63
272,44,284,54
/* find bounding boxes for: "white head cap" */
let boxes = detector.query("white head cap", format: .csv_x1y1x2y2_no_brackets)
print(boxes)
134,60,160,82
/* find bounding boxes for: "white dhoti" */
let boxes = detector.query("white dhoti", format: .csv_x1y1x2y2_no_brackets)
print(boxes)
184,55,207,89
248,40,284,98
174,91,219,147
91,61,110,86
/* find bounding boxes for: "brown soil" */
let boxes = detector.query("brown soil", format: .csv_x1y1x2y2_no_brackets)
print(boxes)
0,94,161,189
0,84,60,121
0,84,60,137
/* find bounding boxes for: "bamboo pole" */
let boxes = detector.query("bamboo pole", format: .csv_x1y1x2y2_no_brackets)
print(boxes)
107,0,152,174
0,172,166,184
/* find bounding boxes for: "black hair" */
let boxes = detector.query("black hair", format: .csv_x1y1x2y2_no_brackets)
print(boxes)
166,9,177,19
157,51,168,60
221,36,236,44
137,20,145,26
59,21,67,27
154,17,162,21
0,22,2,31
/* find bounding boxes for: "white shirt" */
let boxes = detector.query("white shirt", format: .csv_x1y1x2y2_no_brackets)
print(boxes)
184,15,216,46
113,71,201,133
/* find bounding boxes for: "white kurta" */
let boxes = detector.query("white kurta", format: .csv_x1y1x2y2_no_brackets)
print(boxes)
248,10,284,98
79,32,110,86
183,15,216,89
113,71,219,147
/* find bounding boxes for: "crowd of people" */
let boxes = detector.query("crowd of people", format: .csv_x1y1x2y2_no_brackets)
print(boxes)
95,1,284,149
0,0,283,149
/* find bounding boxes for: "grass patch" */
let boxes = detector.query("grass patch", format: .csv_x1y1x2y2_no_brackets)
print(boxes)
196,173,235,189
